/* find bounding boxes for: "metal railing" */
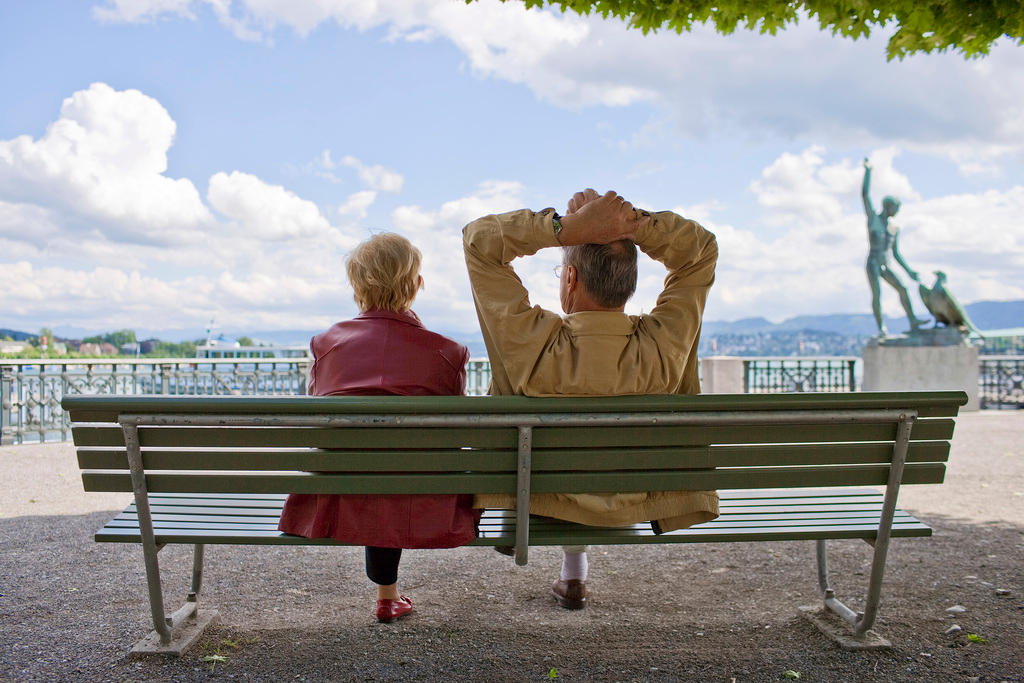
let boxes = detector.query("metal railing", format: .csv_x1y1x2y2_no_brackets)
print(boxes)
979,356,1024,410
743,357,858,393
1,358,311,445
467,358,492,397
4,352,1016,444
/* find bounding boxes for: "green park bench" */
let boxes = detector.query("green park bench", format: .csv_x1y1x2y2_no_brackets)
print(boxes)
62,390,966,653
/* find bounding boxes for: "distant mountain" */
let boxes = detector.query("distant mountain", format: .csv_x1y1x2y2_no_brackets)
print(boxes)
0,328,35,342
4,299,1020,353
703,300,1023,336
963,300,1024,330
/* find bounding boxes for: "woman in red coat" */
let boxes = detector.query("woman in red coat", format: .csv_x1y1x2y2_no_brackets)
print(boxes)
278,232,476,623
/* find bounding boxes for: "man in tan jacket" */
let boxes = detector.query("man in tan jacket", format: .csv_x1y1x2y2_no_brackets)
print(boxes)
463,188,719,609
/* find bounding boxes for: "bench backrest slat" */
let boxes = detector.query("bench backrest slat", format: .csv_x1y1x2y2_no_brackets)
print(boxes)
75,440,948,472
70,418,956,450
80,462,947,495
64,392,966,498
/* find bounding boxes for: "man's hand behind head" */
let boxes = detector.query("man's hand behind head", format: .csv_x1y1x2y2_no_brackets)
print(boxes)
559,189,648,246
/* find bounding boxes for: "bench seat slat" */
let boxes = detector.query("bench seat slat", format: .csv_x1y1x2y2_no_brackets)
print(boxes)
117,507,920,527
94,488,933,548
128,502,903,521
94,520,933,545
103,513,927,534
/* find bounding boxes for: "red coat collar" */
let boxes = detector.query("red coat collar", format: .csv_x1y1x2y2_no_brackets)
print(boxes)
354,308,424,328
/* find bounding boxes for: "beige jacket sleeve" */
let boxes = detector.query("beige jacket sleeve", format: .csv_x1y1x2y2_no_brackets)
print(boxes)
634,211,718,393
463,209,564,395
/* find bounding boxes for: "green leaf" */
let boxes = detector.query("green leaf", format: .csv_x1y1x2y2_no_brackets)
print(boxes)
481,0,1024,60
221,639,240,648
203,654,229,663
783,672,802,680
549,668,559,679
967,633,987,643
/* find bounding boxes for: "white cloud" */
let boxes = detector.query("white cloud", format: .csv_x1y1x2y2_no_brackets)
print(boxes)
0,82,213,244
92,0,196,23
207,170,337,241
89,0,1024,176
0,84,392,335
701,148,1024,323
340,155,404,193
389,180,535,331
337,190,377,221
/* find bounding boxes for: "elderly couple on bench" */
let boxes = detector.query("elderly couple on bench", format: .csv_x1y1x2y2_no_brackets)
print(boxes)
277,188,719,623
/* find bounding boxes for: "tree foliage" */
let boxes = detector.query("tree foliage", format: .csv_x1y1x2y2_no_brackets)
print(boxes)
83,329,137,348
149,340,197,357
491,0,1024,59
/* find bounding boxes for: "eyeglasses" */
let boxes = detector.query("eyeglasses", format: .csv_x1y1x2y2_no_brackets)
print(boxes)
553,264,564,278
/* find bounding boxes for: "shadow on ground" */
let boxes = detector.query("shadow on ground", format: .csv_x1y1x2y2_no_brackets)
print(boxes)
1,510,1021,681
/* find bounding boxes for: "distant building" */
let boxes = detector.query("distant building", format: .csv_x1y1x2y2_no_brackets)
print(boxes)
975,328,1024,355
79,342,119,355
119,342,141,355
0,341,28,354
195,340,309,359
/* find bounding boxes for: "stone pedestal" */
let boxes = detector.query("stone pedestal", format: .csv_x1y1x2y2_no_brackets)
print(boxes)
700,356,745,394
862,343,979,411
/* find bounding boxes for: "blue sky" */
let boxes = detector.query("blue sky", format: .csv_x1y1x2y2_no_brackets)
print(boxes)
1,0,1022,343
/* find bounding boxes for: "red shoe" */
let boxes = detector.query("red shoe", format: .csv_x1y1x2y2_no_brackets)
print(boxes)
376,595,414,623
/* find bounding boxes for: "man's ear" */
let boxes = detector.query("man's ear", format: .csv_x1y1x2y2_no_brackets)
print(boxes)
565,264,576,289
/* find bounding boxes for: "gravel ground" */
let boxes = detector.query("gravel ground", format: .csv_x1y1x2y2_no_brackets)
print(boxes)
1,410,1022,682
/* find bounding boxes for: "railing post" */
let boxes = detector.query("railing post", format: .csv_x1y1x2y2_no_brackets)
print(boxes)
0,366,13,446
160,364,173,395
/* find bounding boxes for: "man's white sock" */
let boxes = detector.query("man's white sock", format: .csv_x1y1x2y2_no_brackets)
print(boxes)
560,550,588,582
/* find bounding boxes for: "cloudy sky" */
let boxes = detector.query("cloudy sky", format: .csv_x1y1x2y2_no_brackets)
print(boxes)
1,1,1022,343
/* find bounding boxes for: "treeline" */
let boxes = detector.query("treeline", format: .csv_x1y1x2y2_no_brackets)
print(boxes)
1,327,254,359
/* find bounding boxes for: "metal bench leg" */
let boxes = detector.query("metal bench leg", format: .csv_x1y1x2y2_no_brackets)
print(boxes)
122,422,217,655
513,425,533,566
123,422,172,645
806,414,915,647
856,414,915,635
188,544,205,603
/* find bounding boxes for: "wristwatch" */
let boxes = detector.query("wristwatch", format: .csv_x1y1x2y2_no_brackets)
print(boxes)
552,212,564,243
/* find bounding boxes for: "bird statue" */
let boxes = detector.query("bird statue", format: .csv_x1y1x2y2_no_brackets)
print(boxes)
918,271,984,337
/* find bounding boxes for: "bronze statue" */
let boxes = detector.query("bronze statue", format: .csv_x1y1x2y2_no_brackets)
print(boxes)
862,158,929,336
919,271,983,337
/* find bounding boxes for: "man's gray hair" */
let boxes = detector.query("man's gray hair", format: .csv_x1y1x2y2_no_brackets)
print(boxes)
563,240,638,308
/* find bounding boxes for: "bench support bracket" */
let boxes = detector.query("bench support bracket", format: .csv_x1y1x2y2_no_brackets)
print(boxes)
123,420,217,654
514,425,532,566
806,413,915,648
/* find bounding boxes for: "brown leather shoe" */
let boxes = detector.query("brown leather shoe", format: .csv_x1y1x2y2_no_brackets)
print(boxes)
552,579,587,610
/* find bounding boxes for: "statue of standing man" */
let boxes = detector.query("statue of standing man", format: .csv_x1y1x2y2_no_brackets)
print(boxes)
862,158,928,337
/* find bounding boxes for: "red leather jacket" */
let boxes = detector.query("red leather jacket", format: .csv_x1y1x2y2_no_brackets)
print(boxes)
278,309,478,548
